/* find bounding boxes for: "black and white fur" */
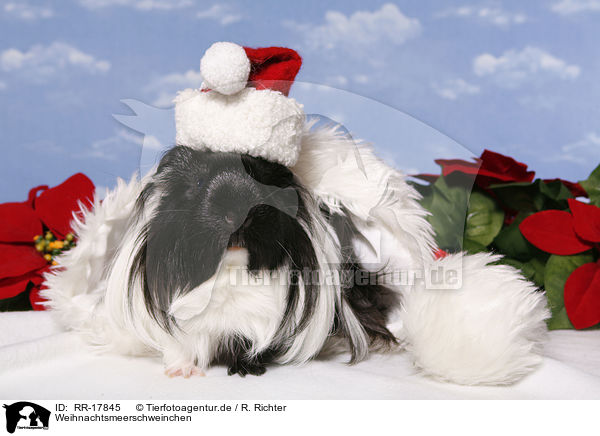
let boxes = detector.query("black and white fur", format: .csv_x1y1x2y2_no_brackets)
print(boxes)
43,122,549,384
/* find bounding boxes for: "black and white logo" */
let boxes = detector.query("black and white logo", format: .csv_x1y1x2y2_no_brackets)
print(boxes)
3,402,50,434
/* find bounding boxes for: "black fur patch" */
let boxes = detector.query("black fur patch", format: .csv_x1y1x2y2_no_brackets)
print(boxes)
213,336,279,377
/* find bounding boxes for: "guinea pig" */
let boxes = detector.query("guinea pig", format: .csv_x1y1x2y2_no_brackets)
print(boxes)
44,141,397,378
43,124,548,384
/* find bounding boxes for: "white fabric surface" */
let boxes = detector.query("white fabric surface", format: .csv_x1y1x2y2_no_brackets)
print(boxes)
1,311,599,400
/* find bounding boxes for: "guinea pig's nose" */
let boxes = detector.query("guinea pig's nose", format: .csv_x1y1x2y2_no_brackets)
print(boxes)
207,173,261,230
224,211,236,227
219,203,252,231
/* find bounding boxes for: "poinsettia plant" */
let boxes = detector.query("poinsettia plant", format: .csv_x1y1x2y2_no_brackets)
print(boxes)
0,173,95,311
519,199,600,329
411,150,600,330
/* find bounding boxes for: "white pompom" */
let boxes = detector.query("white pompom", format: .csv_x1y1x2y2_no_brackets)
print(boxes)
200,42,250,96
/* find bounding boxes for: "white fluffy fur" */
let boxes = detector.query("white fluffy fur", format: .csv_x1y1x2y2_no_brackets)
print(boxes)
294,121,436,268
43,122,550,385
293,122,550,385
42,176,143,344
401,252,549,385
158,249,289,375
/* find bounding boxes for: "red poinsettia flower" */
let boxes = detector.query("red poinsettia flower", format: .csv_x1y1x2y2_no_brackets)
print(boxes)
519,199,600,255
520,199,600,329
435,149,535,189
413,150,588,200
0,173,95,310
564,260,600,330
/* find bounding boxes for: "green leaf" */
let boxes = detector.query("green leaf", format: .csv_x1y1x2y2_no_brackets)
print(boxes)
527,257,547,288
0,286,34,312
463,238,488,254
539,179,573,203
422,176,470,252
418,185,434,212
490,179,572,212
464,191,504,248
489,181,540,212
580,164,600,207
492,212,538,261
544,253,594,330
547,307,576,330
496,257,525,269
407,180,433,200
495,257,546,288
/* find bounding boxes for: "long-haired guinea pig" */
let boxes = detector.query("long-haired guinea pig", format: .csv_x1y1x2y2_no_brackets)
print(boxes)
43,125,548,385
44,142,398,377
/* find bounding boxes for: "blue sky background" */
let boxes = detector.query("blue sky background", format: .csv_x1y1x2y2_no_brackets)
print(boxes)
1,0,599,201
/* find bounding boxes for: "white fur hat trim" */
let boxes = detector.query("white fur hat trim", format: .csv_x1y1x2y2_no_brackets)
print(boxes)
174,87,305,167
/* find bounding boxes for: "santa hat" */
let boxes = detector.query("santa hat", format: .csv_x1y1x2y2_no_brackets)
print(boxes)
174,42,305,167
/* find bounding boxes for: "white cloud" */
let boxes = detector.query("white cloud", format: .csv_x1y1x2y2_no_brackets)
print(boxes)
197,4,241,25
2,2,54,20
353,74,369,84
0,80,5,90
432,78,480,100
437,4,526,27
0,42,110,83
85,129,143,160
78,0,192,11
287,3,421,53
551,0,600,14
326,75,348,87
546,132,600,165
145,69,203,106
295,81,316,92
473,46,580,88
143,134,163,149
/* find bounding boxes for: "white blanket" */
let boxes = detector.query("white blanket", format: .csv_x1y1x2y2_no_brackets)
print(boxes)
1,311,599,399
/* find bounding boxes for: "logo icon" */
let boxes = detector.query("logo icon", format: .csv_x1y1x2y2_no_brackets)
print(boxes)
3,402,50,434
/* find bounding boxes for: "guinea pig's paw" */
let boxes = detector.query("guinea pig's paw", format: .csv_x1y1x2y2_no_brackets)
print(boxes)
165,363,205,378
227,358,267,377
162,344,206,378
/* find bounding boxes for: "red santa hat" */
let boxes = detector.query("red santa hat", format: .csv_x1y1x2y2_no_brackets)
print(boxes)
174,42,305,167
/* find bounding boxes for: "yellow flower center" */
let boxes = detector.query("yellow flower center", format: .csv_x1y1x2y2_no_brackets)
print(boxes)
33,231,75,266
